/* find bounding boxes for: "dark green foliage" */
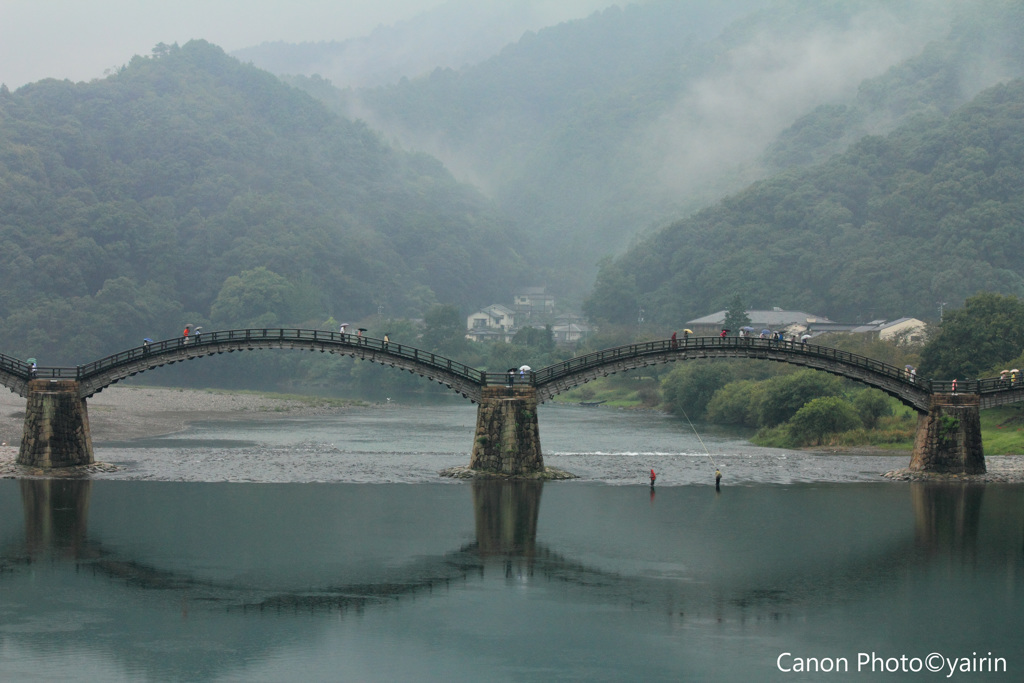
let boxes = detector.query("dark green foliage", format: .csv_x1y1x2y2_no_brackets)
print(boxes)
512,325,555,353
704,380,763,427
661,362,735,419
755,370,844,428
918,292,1024,379
853,389,893,429
0,41,528,371
586,80,1024,326
787,396,863,445
419,304,471,357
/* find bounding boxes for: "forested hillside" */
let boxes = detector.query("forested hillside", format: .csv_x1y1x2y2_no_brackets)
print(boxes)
584,79,1024,326
764,0,1024,170
310,0,968,298
0,41,529,365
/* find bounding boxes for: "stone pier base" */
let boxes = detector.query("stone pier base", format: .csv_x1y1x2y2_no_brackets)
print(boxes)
909,394,984,474
469,386,543,475
17,379,94,468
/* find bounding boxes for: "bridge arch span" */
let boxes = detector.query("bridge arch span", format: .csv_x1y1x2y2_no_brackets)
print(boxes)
533,337,933,412
9,330,487,402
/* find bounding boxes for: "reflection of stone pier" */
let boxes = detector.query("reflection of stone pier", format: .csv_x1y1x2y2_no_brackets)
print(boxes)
471,480,542,558
20,478,91,559
911,482,984,555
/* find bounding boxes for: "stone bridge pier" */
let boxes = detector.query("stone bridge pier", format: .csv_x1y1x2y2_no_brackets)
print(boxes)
909,394,984,474
17,379,93,468
470,386,544,475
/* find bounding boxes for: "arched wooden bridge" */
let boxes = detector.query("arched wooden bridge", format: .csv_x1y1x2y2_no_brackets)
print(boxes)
2,330,1022,410
1,329,1011,475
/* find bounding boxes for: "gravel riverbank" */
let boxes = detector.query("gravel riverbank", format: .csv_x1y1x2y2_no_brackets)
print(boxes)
0,385,362,476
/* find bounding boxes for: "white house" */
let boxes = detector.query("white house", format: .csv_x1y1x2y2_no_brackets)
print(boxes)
466,304,516,342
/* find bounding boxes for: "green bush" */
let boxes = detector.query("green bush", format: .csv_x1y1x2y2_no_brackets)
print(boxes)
853,389,892,429
705,380,763,427
788,396,862,446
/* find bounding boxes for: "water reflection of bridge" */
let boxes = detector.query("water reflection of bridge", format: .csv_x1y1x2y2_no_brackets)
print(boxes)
2,478,1023,679
5,478,1020,602
1,330,1015,473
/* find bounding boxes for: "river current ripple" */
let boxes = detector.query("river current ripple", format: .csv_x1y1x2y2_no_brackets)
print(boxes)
94,403,909,485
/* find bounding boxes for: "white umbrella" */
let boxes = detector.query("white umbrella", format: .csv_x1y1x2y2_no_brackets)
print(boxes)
519,365,532,372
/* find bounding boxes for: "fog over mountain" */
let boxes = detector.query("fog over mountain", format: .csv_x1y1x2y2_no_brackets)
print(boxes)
232,0,618,89
319,0,972,300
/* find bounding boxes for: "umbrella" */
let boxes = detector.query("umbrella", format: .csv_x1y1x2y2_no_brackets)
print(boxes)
27,357,36,365
761,329,771,335
683,329,693,334
1013,369,1020,374
740,326,755,331
519,365,532,372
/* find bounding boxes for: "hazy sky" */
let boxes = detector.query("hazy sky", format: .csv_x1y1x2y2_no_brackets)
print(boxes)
0,0,453,89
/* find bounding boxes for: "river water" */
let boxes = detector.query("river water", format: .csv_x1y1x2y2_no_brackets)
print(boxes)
1,404,1022,681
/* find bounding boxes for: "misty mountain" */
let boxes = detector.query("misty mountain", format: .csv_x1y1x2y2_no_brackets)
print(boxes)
0,41,528,364
304,0,961,299
583,78,1024,326
232,0,617,89
764,0,1024,170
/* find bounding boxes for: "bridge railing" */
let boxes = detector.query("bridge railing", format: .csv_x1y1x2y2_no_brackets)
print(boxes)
0,352,33,377
481,371,536,387
533,336,929,391
69,329,486,386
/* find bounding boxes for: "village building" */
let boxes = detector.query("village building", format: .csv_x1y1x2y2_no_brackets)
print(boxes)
685,307,833,337
684,308,927,344
513,287,556,320
466,304,516,342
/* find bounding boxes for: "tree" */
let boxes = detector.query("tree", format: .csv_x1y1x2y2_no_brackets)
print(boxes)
704,380,763,427
722,295,751,335
512,325,555,352
661,362,734,418
583,257,640,326
853,389,892,429
754,369,843,428
918,292,1024,379
210,267,294,328
420,304,469,356
788,396,862,445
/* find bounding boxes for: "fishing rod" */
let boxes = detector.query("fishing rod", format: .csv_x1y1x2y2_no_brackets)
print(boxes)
679,405,722,488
